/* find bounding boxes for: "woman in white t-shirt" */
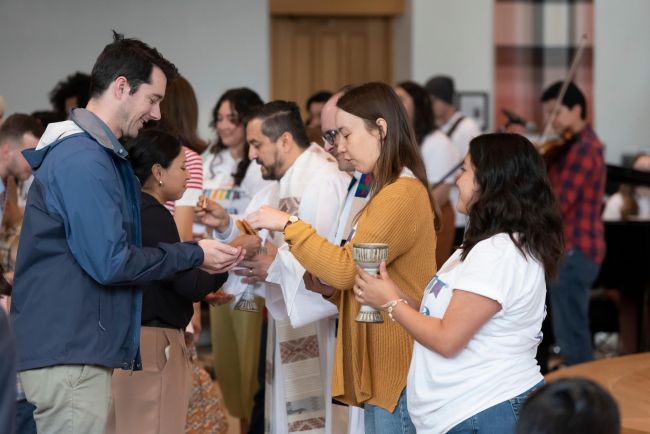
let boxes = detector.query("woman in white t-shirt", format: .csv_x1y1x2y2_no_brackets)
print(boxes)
354,133,564,434
202,88,270,217
203,87,272,431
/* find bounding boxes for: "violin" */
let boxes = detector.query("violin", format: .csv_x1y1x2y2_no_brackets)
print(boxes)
537,128,578,165
526,34,588,167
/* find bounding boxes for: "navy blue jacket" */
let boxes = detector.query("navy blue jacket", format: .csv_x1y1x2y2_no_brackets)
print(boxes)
11,109,204,371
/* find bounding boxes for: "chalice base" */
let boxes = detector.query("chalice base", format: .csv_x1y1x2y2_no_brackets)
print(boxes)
355,307,384,323
234,290,259,313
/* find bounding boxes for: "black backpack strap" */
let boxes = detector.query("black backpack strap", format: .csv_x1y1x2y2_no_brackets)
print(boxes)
445,115,465,138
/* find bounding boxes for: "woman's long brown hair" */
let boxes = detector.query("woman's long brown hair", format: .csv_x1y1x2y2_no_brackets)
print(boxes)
160,75,208,154
337,82,440,230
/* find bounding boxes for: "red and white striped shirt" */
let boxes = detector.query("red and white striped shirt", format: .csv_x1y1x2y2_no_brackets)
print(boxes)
165,147,203,214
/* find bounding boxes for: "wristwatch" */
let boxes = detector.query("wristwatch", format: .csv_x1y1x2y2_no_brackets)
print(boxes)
283,215,299,231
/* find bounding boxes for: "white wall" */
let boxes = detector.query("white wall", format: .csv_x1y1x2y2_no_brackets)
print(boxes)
3,0,647,163
0,0,269,140
594,0,650,164
409,0,494,131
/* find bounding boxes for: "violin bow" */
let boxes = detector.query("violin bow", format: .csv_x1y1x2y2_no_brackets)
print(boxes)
538,34,589,146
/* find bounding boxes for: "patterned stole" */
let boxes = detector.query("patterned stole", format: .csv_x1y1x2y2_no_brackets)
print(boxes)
265,318,327,433
264,173,327,433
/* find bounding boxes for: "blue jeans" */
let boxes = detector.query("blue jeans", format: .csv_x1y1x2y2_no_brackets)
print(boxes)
548,249,599,365
16,399,37,434
447,381,543,434
364,388,415,434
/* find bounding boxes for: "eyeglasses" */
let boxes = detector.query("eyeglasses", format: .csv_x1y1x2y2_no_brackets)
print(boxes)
322,129,338,146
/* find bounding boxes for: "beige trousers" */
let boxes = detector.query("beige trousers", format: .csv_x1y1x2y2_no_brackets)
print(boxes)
107,326,192,434
20,364,113,434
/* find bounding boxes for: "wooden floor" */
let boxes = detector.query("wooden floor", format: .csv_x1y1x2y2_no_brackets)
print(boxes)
546,352,650,434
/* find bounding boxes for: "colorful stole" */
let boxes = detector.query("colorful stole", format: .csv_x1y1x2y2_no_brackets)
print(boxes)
338,173,372,246
264,145,333,434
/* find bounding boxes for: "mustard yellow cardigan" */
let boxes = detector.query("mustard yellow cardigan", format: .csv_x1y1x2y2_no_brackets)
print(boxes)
284,177,437,411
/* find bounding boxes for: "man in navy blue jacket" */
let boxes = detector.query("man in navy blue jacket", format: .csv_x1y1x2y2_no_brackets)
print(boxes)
10,32,244,434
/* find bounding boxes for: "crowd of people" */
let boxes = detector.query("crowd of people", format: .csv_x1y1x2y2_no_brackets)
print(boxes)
0,31,640,434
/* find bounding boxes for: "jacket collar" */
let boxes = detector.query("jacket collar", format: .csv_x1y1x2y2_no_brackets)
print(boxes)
70,108,129,160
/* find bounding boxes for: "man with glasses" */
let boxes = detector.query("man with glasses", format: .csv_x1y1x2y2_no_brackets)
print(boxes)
305,88,370,434
319,88,372,246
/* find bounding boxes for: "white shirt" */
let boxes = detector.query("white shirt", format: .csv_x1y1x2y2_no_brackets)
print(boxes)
420,130,460,185
439,111,481,158
407,234,545,434
440,112,481,227
602,191,650,221
201,148,271,216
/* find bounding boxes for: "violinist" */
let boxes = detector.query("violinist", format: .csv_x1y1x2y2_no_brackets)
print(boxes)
540,81,606,366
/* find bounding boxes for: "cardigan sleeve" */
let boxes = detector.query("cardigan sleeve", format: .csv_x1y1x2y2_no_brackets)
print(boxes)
284,179,424,290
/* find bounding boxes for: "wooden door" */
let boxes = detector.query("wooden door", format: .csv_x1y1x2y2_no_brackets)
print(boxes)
271,17,392,116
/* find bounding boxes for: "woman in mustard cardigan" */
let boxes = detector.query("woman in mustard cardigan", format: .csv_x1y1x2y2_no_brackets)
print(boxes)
248,82,439,434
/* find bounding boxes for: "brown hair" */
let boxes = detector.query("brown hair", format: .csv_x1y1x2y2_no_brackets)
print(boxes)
0,114,44,145
159,76,207,154
461,133,564,279
337,82,440,229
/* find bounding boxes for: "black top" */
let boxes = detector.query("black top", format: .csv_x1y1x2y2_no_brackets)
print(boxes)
140,192,227,329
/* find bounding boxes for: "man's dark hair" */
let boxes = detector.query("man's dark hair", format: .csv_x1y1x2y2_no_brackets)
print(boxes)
31,110,66,129
49,72,91,114
0,114,44,144
516,378,620,434
541,81,587,120
305,90,333,111
90,31,178,98
248,101,310,149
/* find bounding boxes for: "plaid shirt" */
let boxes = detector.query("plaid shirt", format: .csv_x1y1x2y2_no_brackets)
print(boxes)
547,124,606,264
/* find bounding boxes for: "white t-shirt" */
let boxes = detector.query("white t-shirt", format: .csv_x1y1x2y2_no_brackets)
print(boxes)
420,130,460,185
407,233,545,434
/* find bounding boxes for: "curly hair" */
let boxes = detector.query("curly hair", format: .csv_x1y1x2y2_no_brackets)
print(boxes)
460,133,564,279
49,72,91,115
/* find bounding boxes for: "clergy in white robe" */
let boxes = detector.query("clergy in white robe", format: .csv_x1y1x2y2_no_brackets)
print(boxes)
208,101,350,434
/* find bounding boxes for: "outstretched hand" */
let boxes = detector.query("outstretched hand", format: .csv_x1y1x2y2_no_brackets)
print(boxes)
195,196,230,232
204,289,234,306
231,234,262,259
353,261,401,309
198,239,245,273
246,205,290,232
233,253,275,284
303,272,335,297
